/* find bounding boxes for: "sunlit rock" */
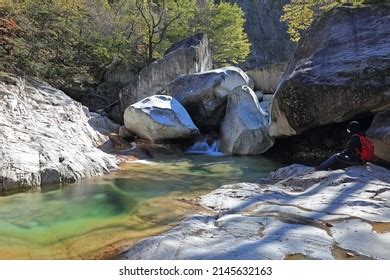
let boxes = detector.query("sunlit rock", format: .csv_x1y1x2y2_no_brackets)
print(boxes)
0,75,117,192
246,62,287,93
120,33,212,116
121,163,390,259
159,66,253,130
124,95,199,141
270,4,390,137
220,85,274,155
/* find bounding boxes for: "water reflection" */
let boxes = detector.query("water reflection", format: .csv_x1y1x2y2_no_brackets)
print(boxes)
0,155,282,259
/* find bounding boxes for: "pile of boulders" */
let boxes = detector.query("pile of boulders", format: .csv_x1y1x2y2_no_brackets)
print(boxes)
117,3,390,162
120,34,274,155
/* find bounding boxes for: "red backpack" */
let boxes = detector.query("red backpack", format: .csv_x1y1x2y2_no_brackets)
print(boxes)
354,134,375,162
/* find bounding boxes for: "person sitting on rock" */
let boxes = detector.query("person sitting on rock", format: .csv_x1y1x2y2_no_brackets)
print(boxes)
315,121,374,171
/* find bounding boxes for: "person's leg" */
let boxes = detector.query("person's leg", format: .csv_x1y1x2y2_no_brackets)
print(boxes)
337,155,362,167
316,154,340,171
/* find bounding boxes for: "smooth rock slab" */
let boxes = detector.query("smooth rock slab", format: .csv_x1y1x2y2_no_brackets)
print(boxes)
123,95,199,141
121,214,333,260
0,76,117,193
122,163,390,259
331,219,390,259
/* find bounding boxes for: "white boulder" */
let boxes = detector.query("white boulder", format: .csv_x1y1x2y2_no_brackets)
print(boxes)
220,85,274,155
123,95,199,141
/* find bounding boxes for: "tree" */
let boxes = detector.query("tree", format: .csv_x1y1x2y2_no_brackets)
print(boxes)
281,0,365,43
1,0,145,85
198,2,250,66
1,0,88,82
192,1,250,67
1,0,250,87
135,0,183,62
82,0,143,69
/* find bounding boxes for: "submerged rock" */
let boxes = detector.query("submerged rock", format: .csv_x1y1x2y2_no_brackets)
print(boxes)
120,33,212,115
121,163,390,260
220,85,274,155
159,66,253,130
270,4,390,137
123,95,199,141
0,75,118,193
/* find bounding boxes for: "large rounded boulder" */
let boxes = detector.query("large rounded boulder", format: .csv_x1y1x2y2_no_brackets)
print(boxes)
159,66,253,131
120,33,212,116
220,85,274,155
269,4,390,137
123,95,199,141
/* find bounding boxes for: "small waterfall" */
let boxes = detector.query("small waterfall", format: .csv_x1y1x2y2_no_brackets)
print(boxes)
186,137,224,156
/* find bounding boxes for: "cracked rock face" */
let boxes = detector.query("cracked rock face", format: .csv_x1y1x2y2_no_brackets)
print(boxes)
0,76,118,193
121,163,390,260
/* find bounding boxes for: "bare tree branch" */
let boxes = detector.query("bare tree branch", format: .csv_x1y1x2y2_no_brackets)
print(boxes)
146,0,156,32
154,1,166,30
136,0,151,33
153,12,182,45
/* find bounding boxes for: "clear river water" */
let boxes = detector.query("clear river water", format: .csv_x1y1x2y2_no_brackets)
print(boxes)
0,155,282,259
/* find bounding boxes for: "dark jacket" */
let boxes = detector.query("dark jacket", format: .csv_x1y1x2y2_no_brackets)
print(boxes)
340,134,363,163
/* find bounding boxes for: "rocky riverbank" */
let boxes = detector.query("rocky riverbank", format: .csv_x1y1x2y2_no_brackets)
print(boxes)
120,163,390,260
0,74,119,193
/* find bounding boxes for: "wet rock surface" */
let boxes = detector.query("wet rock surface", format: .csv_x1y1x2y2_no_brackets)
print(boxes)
121,163,390,259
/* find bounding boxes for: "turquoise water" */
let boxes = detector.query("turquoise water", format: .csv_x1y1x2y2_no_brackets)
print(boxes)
0,155,282,259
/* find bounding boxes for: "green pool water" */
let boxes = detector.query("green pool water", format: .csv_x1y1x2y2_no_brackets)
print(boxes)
0,155,282,259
